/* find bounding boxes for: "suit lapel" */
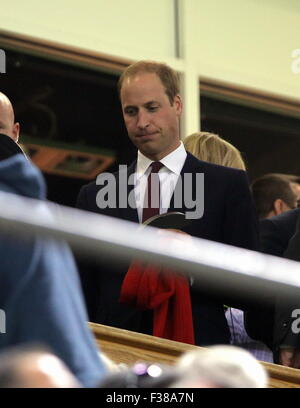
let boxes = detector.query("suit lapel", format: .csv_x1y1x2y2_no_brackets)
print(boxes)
118,160,139,223
168,153,204,213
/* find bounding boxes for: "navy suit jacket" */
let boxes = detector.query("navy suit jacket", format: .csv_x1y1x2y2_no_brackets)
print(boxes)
260,208,300,258
76,152,259,346
246,208,300,356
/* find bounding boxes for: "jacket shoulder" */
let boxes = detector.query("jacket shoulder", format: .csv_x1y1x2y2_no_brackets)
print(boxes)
185,152,246,180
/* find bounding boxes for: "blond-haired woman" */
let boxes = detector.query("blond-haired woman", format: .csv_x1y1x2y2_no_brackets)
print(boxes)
183,132,246,171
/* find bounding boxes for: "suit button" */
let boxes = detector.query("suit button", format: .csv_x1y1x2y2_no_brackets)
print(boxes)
283,321,288,327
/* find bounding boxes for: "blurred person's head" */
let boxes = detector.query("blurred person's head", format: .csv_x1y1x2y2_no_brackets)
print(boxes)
0,92,20,143
171,345,268,388
98,351,125,372
98,361,178,388
0,345,81,388
251,173,298,219
183,132,246,170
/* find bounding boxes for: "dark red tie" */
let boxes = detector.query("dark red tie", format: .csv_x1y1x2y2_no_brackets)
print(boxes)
121,160,195,345
142,161,163,223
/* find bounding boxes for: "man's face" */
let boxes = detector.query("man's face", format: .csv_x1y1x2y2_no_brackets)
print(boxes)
290,182,300,207
0,94,19,142
120,72,182,161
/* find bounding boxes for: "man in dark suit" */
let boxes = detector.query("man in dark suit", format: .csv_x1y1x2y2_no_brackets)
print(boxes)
260,208,299,258
245,207,300,368
76,60,259,346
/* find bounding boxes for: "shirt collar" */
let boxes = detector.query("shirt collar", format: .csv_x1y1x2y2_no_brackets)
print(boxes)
136,142,187,180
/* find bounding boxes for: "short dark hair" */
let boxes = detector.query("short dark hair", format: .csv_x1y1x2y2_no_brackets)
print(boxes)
251,174,297,219
118,60,180,105
272,173,300,185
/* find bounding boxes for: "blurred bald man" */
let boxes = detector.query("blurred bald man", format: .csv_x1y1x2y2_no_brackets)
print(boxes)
0,345,81,388
0,92,20,142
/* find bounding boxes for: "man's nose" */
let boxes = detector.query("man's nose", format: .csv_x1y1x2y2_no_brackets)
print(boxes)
137,111,150,129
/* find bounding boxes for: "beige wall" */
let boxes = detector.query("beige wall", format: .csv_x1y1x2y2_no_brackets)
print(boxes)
195,0,300,100
0,0,176,60
1,0,299,101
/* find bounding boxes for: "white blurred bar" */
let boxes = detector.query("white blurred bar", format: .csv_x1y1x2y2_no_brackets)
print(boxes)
0,190,300,301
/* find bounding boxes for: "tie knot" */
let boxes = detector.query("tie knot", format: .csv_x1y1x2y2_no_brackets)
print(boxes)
150,161,163,174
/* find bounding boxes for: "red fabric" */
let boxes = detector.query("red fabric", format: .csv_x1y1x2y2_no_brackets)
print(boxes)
120,260,195,345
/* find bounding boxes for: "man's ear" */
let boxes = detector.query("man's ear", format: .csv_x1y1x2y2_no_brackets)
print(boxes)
12,122,20,143
173,95,183,116
273,198,286,216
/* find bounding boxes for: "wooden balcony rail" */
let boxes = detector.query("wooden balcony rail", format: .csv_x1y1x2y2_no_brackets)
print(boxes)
90,322,300,388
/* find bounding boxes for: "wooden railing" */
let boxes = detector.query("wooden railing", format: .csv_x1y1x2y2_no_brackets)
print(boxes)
90,322,300,388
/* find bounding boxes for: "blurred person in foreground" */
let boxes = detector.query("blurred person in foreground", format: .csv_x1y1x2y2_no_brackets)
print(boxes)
171,345,268,388
0,345,81,388
98,345,267,388
0,91,106,387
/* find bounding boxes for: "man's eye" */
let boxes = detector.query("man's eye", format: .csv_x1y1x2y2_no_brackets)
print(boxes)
148,106,158,112
124,108,136,116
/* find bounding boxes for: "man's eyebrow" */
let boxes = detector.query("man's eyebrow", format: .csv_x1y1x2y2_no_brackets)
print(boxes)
145,100,158,105
123,101,159,110
123,104,137,110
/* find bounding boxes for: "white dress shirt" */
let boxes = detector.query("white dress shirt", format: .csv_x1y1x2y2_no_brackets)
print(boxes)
134,142,187,223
